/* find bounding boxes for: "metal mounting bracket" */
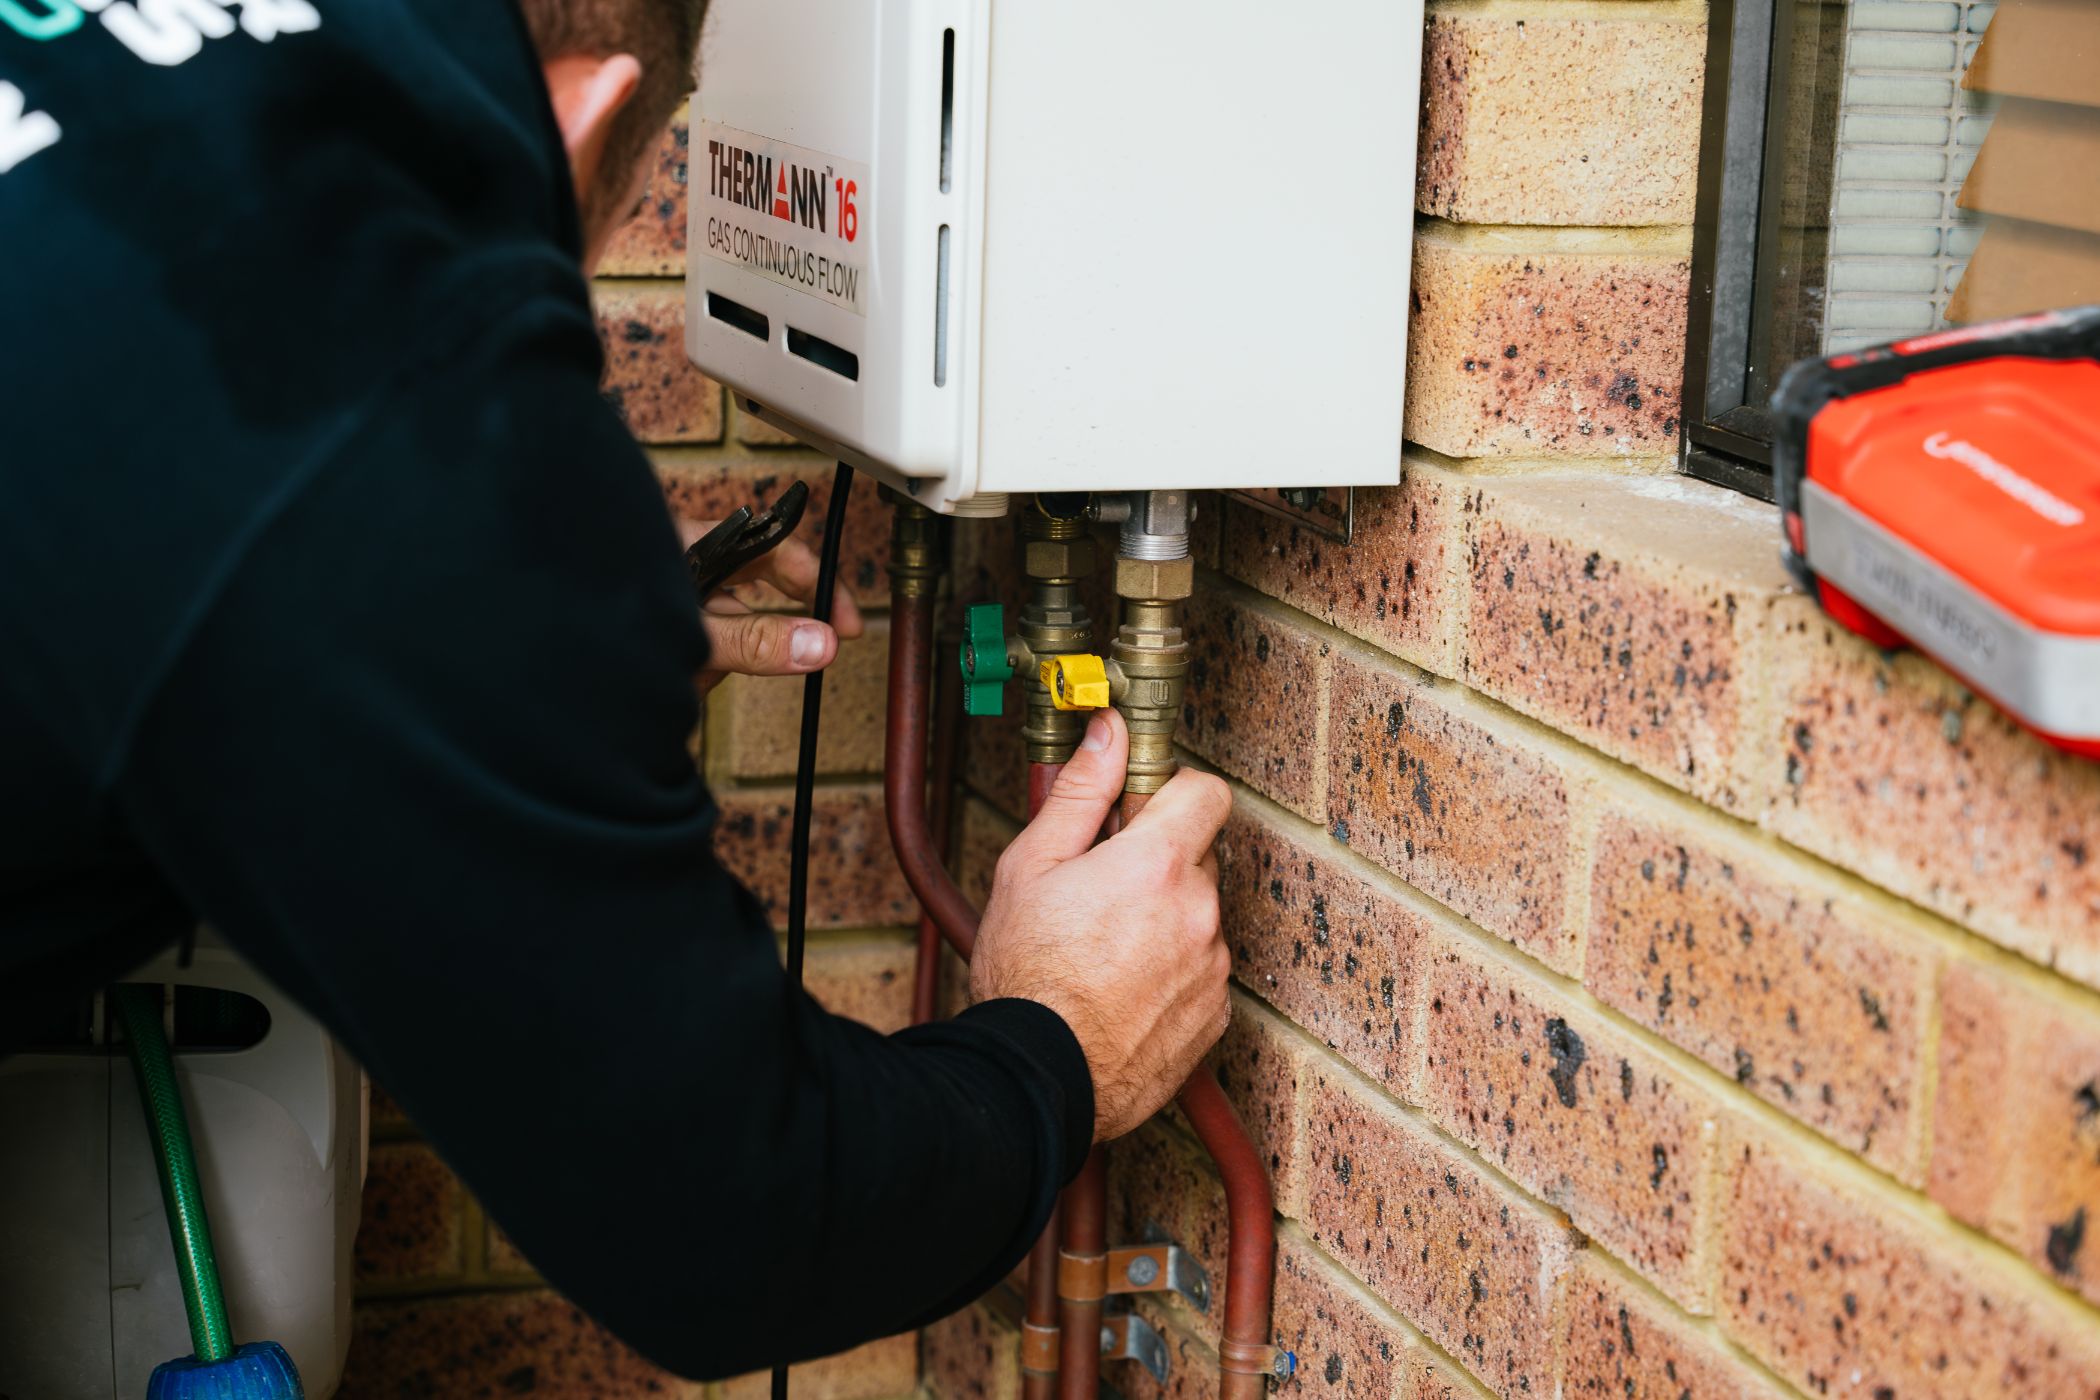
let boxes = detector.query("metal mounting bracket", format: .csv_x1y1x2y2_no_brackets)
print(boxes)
1105,1243,1209,1313
1226,485,1355,544
1100,1312,1171,1384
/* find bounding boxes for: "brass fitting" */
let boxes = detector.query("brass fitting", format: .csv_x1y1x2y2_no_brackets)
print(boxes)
884,488,944,600
1017,504,1096,765
1113,554,1194,605
1111,547,1192,793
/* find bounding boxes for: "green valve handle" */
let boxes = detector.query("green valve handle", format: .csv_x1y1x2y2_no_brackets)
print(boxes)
960,603,1014,716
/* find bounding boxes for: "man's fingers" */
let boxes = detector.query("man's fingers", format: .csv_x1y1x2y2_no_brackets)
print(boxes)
1124,768,1234,866
1010,709,1129,866
702,611,838,677
733,538,868,640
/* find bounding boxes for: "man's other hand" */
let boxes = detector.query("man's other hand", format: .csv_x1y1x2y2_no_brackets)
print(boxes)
971,708,1233,1141
676,517,866,693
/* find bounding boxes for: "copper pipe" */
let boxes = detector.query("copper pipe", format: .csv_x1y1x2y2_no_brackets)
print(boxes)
885,583,979,959
1180,1070,1277,1400
1055,1148,1108,1400
1020,757,1068,1398
911,638,967,1025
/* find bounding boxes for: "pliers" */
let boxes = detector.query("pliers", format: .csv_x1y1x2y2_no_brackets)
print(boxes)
684,480,811,603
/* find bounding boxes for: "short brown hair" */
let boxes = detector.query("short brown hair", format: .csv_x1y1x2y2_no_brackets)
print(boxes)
518,0,708,207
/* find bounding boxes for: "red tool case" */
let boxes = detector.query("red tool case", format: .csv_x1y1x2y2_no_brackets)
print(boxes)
1772,306,2100,758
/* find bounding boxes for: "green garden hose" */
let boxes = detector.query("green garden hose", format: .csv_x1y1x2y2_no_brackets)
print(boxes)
112,983,235,1365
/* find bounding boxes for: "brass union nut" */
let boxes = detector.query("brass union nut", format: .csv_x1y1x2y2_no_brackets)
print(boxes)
1025,535,1096,581
1114,554,1194,601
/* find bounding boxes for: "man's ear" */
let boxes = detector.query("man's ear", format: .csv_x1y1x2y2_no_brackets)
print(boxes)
542,52,644,210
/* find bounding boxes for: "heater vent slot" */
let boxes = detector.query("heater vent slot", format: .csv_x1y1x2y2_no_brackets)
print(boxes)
707,292,771,342
788,327,860,381
938,28,955,193
934,225,952,387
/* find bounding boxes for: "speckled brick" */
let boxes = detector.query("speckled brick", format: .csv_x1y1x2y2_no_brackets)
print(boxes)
1327,655,1578,971
714,786,915,930
1405,228,1690,460
925,1302,1019,1400
1460,473,1786,809
955,796,1019,910
1273,1227,1413,1400
1300,1062,1577,1396
598,109,688,277
658,455,891,607
1416,11,1704,226
717,617,892,779
1929,961,2100,1307
1215,801,1430,1092
354,1142,464,1284
1182,590,1333,821
1107,1126,1230,1350
801,936,916,1034
1206,994,1314,1214
1415,937,1717,1310
596,286,722,444
1762,604,2100,992
1718,1131,2100,1397
721,1334,918,1400
1586,806,1934,1180
340,1290,702,1398
1558,1253,1783,1400
1219,468,1458,674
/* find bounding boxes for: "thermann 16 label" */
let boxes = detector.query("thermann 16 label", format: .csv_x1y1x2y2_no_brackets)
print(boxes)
696,122,869,317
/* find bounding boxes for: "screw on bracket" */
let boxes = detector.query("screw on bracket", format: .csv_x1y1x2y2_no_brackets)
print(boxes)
1100,1313,1171,1385
1103,1243,1209,1313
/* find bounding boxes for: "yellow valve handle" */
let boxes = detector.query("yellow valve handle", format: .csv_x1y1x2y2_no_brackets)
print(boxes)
1042,654,1111,710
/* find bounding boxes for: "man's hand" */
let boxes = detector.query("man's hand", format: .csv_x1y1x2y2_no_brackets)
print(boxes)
971,708,1234,1141
675,517,866,693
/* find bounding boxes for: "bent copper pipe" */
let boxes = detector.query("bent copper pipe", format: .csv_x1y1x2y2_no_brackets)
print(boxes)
885,586,979,959
1180,1070,1277,1400
911,643,967,1025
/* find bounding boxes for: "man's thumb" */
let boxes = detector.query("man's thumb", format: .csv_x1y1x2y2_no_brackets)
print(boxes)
1012,709,1128,865
703,613,836,676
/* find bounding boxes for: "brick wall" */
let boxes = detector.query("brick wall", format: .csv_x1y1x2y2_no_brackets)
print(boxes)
347,7,2100,1394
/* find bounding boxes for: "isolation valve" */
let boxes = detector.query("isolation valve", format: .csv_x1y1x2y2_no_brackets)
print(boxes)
1041,654,1111,711
960,604,1015,716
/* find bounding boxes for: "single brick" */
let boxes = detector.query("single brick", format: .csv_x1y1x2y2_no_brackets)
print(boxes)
955,796,1020,911
596,285,723,444
1301,1062,1577,1396
1273,1226,1413,1400
1182,591,1333,821
340,1291,701,1398
925,1302,1020,1400
1328,655,1579,971
597,108,688,276
659,455,892,606
1460,474,1787,809
1215,801,1430,1093
1763,603,2100,991
1417,11,1704,226
714,786,915,930
1586,806,1934,1180
802,936,916,1035
1406,227,1690,460
1929,961,2100,1307
1107,1126,1230,1350
1219,467,1458,674
353,1142,464,1284
1559,1252,1786,1400
1207,995,1314,1215
716,617,892,779
1415,937,1717,1309
721,1334,918,1400
1719,1131,2100,1397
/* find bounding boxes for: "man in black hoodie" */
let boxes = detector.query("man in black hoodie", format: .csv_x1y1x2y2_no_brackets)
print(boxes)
0,0,1233,1378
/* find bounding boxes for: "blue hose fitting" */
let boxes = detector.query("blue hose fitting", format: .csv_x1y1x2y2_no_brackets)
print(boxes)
146,1340,306,1400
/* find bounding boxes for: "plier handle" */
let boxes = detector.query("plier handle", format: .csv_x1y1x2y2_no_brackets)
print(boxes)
684,480,811,603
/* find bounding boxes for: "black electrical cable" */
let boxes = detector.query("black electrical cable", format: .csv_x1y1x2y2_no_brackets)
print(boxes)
774,460,854,1400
